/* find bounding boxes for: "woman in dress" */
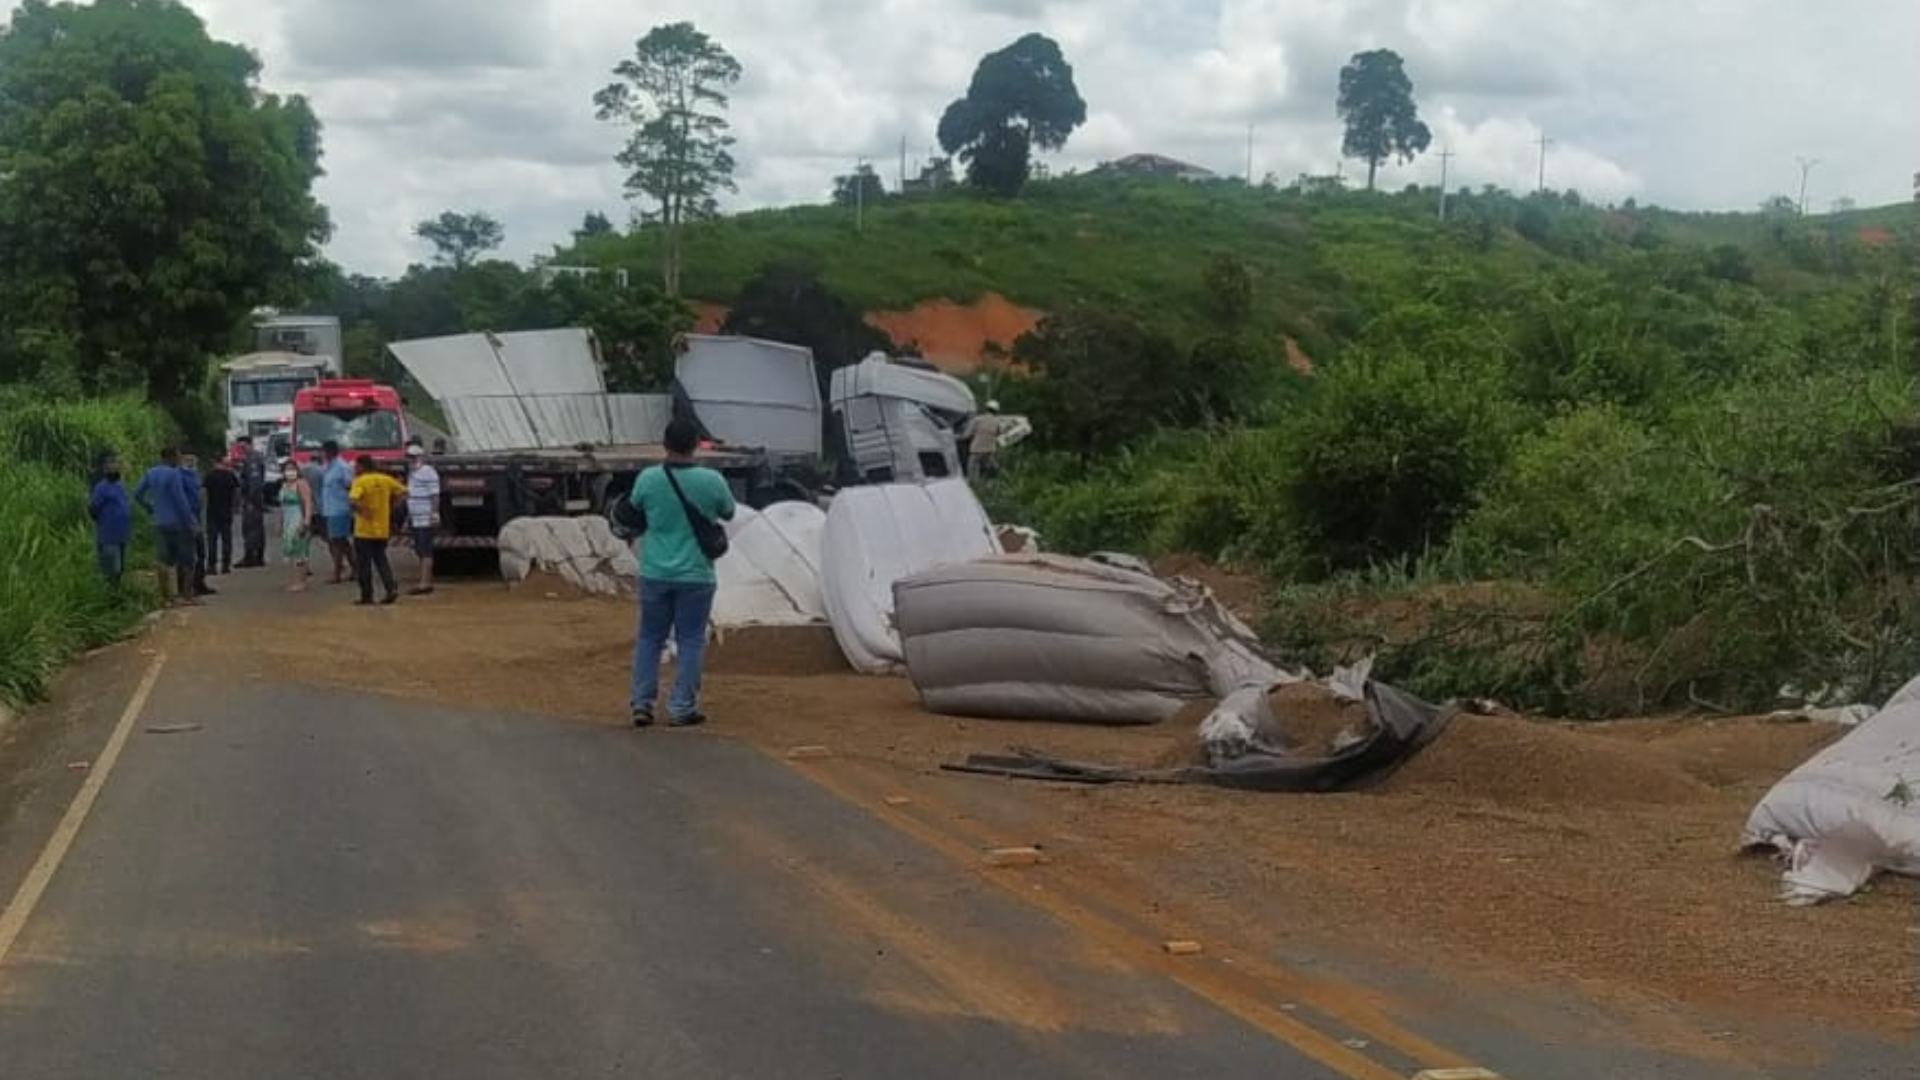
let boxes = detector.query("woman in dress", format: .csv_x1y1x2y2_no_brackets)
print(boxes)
279,463,316,591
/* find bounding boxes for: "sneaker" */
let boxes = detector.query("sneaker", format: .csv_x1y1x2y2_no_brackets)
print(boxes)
408,586,435,596
667,712,707,729
631,706,656,728
380,594,399,606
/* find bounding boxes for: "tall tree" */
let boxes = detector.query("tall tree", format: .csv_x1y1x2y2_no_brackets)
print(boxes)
938,33,1087,197
593,22,741,297
832,164,886,208
0,0,331,398
414,210,504,268
1336,49,1432,191
575,211,616,241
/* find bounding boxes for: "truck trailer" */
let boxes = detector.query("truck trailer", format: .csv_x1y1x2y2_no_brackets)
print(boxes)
380,328,769,549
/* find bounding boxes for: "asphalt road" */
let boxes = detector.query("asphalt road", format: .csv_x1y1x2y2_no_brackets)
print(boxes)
0,654,1371,1079
0,577,1910,1079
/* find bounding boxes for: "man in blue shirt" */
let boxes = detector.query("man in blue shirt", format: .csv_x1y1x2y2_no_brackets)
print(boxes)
132,447,199,606
627,418,736,728
319,440,357,583
87,453,132,584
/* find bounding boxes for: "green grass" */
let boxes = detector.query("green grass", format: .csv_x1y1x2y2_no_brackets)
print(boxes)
0,395,170,709
568,177,1905,356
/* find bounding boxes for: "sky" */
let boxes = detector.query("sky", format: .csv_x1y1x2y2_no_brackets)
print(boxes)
7,0,1916,276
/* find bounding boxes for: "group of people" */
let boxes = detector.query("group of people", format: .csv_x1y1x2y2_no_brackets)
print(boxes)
87,417,736,728
86,437,443,608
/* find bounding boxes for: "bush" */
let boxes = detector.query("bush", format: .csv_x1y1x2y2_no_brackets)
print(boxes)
0,395,169,708
1013,306,1186,457
1253,344,1527,576
1316,368,1920,717
1453,405,1723,586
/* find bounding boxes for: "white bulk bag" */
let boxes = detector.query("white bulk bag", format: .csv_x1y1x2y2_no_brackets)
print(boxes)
893,554,1289,724
820,480,999,674
1743,674,1920,903
711,502,829,628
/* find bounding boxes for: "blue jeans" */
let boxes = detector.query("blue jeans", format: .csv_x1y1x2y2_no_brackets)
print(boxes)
630,579,718,719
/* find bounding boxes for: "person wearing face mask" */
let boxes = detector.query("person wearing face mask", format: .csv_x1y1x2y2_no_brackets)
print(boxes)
88,453,132,585
278,460,317,591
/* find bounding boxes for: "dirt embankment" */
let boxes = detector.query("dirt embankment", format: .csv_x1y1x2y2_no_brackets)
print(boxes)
864,294,1043,373
692,293,1043,373
175,580,1917,1045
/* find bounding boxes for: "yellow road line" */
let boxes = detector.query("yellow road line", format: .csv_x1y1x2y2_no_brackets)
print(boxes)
779,751,1503,1080
0,651,167,969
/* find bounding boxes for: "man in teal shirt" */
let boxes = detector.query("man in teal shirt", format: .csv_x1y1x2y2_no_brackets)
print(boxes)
627,418,735,727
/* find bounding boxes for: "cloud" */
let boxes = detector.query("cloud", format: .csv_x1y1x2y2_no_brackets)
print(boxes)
1,0,1911,275
1371,106,1642,200
283,0,553,73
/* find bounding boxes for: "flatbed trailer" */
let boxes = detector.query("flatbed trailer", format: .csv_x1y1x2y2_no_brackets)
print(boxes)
423,443,765,550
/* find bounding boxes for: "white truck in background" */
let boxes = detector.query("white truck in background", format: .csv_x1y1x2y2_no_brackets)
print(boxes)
221,314,343,452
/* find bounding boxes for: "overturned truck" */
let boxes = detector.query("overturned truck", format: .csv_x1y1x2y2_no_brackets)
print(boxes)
385,329,781,549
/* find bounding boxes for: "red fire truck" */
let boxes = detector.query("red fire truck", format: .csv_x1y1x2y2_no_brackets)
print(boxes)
288,379,409,470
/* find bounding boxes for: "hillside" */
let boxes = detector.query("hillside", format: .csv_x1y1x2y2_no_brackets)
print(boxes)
565,178,1920,719
565,177,1907,368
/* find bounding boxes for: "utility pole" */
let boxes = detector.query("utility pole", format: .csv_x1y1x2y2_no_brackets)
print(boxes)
1795,155,1821,216
1535,132,1553,193
1437,147,1455,220
899,136,907,192
1245,123,1255,186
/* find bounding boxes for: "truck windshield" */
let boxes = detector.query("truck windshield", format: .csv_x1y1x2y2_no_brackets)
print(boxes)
295,408,401,451
231,377,313,408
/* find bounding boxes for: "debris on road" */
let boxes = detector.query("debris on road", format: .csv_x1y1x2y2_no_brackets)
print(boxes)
785,745,832,760
219,562,1911,1034
984,846,1044,867
144,723,202,735
1161,940,1203,956
943,673,1452,795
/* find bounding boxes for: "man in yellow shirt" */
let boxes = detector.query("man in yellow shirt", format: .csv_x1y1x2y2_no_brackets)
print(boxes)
347,456,406,606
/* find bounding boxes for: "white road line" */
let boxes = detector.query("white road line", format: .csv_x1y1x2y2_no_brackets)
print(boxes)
0,651,168,969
